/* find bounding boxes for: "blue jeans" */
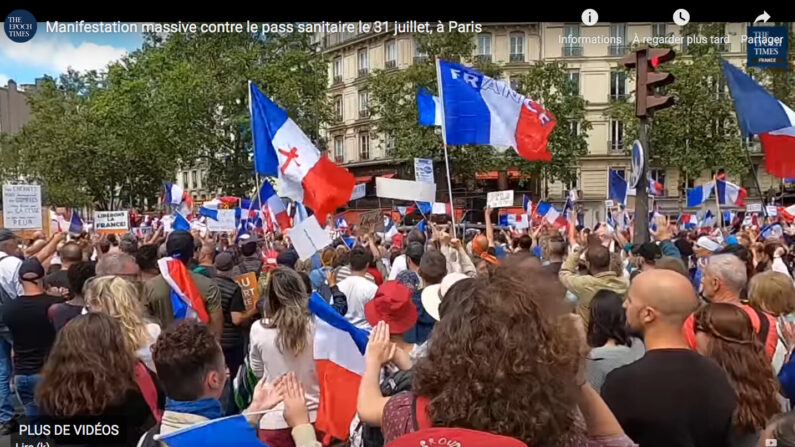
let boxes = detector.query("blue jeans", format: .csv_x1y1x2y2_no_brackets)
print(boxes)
0,335,14,423
14,374,41,420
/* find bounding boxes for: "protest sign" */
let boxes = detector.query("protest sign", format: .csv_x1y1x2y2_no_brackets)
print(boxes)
414,158,434,183
350,183,366,201
487,190,514,208
234,272,260,311
432,203,448,215
2,185,42,230
376,177,436,203
207,209,237,232
766,205,778,217
746,203,762,213
291,215,333,260
359,210,384,234
94,211,130,235
605,200,615,208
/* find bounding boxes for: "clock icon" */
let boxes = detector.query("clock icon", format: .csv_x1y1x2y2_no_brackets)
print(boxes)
673,8,690,26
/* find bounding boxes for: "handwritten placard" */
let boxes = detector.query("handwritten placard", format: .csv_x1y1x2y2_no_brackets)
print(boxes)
207,209,237,232
2,185,42,230
766,205,778,217
291,215,333,260
94,211,130,234
605,200,615,208
487,190,514,208
234,272,260,311
746,203,762,213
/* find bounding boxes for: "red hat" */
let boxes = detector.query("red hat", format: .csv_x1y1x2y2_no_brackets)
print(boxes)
392,233,404,250
387,428,527,447
364,281,418,334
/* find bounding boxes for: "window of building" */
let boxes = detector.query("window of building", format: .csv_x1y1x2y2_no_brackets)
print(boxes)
333,57,342,82
413,39,428,64
509,33,524,62
358,90,369,118
610,120,624,151
652,23,667,38
385,40,397,68
333,95,343,121
191,171,197,189
386,133,396,157
610,71,627,100
649,169,666,191
182,172,188,189
609,23,628,55
562,24,581,56
334,136,344,162
357,49,369,76
569,121,580,136
477,33,492,55
359,133,370,160
567,70,580,95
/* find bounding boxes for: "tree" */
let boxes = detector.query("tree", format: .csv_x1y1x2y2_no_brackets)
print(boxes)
368,32,589,192
607,23,748,194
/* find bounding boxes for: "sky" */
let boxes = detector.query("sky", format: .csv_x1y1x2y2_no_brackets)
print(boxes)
0,23,144,87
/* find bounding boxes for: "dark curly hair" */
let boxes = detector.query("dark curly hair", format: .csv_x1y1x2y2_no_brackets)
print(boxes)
694,303,780,432
413,261,585,446
36,313,137,416
152,320,224,401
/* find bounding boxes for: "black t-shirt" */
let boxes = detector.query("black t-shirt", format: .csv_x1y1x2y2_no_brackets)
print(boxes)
49,302,84,332
602,349,736,447
1,294,63,375
43,270,71,297
216,276,247,350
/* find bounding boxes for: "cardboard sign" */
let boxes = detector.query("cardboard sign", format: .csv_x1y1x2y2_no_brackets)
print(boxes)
2,185,42,229
291,215,333,260
94,211,130,235
350,183,366,201
487,190,514,208
234,272,260,311
359,210,384,234
766,205,778,217
414,158,434,183
746,203,763,213
207,209,237,232
376,177,436,203
605,200,615,208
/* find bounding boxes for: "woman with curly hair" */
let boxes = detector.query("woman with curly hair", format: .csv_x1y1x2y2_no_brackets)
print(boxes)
358,262,635,446
85,276,161,371
694,303,781,447
36,313,163,445
250,267,319,447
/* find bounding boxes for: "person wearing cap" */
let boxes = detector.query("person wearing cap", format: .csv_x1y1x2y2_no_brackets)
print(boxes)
144,231,223,340
691,236,721,290
364,282,419,361
235,234,264,278
387,230,426,281
629,242,662,281
1,257,64,420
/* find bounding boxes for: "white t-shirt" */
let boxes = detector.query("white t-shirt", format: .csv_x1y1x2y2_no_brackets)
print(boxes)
388,254,408,281
337,275,379,331
0,251,23,299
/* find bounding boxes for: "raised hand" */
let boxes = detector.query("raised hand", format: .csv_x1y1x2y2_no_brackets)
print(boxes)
364,321,395,368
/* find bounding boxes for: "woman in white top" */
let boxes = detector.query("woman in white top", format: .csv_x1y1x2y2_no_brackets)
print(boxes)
250,267,319,447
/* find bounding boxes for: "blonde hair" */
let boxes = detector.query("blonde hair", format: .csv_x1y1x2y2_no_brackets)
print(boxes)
748,271,795,316
84,276,152,354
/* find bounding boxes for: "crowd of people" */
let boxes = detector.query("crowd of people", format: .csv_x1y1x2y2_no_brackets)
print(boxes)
1,205,795,446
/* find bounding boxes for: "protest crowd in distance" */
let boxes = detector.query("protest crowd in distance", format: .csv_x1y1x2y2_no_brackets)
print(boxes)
1,51,795,447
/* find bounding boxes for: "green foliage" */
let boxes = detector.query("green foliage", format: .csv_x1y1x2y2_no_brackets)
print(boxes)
368,32,588,187
607,23,749,191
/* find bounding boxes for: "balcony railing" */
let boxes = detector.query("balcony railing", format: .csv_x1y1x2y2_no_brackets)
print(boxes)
609,44,629,56
359,109,370,118
609,140,625,152
509,53,525,63
357,68,369,78
562,46,583,57
359,150,370,160
385,60,397,69
335,155,344,163
413,55,429,64
332,75,343,86
610,92,627,101
474,54,493,63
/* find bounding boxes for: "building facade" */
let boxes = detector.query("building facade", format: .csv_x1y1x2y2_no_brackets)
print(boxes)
176,164,212,204
319,22,782,224
0,80,33,134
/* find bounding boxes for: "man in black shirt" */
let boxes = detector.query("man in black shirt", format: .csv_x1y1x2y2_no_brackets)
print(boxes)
601,269,736,447
1,257,62,420
43,242,82,299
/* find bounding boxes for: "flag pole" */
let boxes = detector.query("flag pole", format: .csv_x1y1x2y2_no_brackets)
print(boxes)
435,57,457,238
742,137,768,219
248,80,262,202
713,175,723,230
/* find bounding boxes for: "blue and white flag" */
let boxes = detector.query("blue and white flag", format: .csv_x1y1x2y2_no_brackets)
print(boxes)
68,209,84,234
609,169,628,205
172,212,191,232
417,88,442,126
686,182,715,208
156,414,266,447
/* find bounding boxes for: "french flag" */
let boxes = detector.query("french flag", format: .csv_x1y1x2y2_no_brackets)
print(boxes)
779,205,795,223
250,82,355,222
417,88,442,126
680,213,699,229
609,169,628,205
308,293,368,444
437,60,557,161
335,215,349,233
258,181,291,230
156,414,265,447
158,257,209,323
649,178,663,196
163,182,194,210
723,60,795,178
686,182,715,207
523,194,533,215
198,199,220,221
68,209,83,234
716,178,747,207
535,201,561,225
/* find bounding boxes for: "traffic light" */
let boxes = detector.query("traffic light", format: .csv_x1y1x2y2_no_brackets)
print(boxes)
622,48,676,118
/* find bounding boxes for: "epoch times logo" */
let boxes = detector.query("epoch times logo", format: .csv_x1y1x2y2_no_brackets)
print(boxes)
4,9,37,43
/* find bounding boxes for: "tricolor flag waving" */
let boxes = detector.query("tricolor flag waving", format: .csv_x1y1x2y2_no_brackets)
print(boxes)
437,59,557,161
158,255,209,323
250,82,355,222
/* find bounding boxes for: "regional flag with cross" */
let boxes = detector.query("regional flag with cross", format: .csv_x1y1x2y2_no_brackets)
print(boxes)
250,82,355,222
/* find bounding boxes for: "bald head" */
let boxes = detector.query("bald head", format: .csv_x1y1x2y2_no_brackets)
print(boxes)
59,242,83,264
627,269,699,329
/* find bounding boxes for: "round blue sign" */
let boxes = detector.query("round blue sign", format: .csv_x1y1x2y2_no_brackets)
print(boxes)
4,10,37,43
629,140,644,189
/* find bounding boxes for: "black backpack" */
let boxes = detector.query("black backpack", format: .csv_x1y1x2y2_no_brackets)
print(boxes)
136,423,162,447
361,369,414,447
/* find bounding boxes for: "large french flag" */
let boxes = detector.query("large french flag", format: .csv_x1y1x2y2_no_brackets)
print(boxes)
723,60,795,178
437,60,557,161
158,257,209,323
417,88,442,126
308,293,368,444
163,182,194,209
250,82,355,222
716,178,747,207
609,169,628,205
686,182,715,207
